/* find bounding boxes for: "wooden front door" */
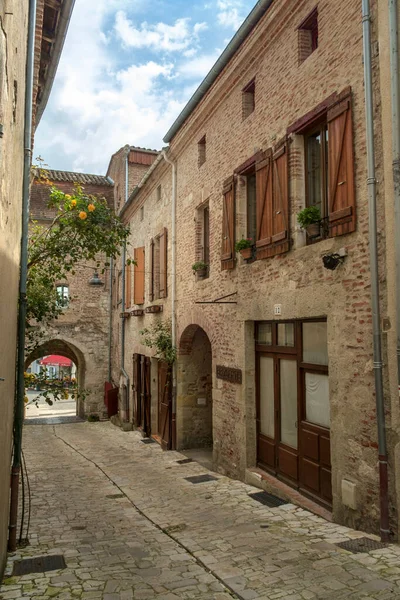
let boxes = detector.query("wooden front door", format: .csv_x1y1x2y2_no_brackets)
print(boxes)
133,354,151,437
158,360,172,450
256,320,332,506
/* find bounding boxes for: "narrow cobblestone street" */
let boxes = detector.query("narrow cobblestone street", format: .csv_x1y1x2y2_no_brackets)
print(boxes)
2,422,400,600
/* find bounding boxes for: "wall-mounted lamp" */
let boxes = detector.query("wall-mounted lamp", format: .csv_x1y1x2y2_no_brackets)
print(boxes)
322,250,347,271
89,271,104,286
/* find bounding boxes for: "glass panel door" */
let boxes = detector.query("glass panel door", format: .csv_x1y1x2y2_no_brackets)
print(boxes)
259,356,275,438
280,359,298,449
305,372,330,428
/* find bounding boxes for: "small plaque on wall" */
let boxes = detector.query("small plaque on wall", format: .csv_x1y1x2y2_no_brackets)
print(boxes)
216,365,242,384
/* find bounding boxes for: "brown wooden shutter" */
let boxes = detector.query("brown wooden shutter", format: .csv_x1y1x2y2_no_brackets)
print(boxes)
134,247,145,305
149,239,154,302
125,263,131,309
327,91,356,236
256,149,273,249
159,227,168,298
132,353,141,427
221,176,235,270
256,143,290,260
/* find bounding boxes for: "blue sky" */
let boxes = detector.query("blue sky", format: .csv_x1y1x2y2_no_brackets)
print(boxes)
34,0,257,175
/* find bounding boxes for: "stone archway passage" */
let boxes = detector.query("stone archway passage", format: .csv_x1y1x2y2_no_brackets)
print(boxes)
25,339,85,418
177,325,213,452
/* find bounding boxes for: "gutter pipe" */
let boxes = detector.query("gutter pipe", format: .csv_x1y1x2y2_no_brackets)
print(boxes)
120,147,130,421
388,1,400,403
8,0,37,552
161,152,177,433
362,0,390,542
108,256,113,382
163,0,274,143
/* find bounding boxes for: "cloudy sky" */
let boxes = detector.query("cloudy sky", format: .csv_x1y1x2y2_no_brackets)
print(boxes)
34,0,257,175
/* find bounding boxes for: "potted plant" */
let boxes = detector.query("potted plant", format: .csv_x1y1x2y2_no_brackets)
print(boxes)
235,237,253,259
192,261,208,278
297,206,321,239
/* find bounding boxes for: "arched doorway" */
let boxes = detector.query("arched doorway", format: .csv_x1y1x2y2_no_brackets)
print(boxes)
177,325,213,463
25,339,85,418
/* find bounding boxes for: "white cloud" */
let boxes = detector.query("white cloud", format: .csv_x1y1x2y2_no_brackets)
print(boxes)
216,0,245,30
114,12,207,52
179,52,220,79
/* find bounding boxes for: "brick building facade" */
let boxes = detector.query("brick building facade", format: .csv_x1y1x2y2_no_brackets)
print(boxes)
109,0,400,537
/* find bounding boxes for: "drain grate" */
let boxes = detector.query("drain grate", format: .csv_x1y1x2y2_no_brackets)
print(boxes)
71,526,86,531
248,491,288,508
12,555,66,576
184,474,218,484
106,493,125,499
141,438,156,444
336,537,388,553
176,458,193,465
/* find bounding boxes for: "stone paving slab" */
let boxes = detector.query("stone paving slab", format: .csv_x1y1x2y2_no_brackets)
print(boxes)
2,422,400,600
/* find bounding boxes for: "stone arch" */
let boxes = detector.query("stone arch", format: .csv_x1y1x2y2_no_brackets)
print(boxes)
25,338,86,417
177,324,213,454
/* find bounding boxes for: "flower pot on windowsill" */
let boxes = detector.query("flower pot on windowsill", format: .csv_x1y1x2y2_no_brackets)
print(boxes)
305,222,321,239
196,268,208,279
240,247,252,260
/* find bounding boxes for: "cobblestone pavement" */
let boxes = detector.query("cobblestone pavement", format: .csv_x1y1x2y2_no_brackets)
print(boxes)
2,423,400,600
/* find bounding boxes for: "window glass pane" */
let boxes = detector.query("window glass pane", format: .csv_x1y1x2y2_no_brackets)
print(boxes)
277,323,294,347
259,356,274,438
257,323,272,345
306,131,322,213
302,322,328,365
305,372,330,428
247,173,257,243
280,359,298,448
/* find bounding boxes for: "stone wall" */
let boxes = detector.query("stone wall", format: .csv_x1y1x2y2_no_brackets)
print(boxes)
29,173,114,417
0,0,29,576
116,0,394,535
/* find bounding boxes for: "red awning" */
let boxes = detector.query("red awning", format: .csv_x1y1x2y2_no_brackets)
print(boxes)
40,355,72,367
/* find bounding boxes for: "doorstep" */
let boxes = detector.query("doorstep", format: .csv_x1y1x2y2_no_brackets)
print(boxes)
245,467,332,522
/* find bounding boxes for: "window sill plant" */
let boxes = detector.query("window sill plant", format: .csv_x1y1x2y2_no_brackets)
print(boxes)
297,206,321,239
192,261,208,278
235,237,253,259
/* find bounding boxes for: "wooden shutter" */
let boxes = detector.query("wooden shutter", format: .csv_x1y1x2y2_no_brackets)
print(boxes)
134,247,145,305
256,150,273,249
159,227,168,298
221,176,235,270
327,92,356,236
158,360,172,450
132,353,141,427
125,263,131,309
256,143,290,260
149,239,154,302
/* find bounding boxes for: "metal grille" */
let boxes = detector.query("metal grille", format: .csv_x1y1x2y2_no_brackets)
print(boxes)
248,491,288,508
184,474,218,484
12,555,66,576
176,458,193,464
141,438,156,444
106,493,124,499
71,526,86,531
336,537,388,553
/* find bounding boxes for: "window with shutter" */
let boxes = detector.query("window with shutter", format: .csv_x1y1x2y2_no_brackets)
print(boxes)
327,92,356,236
256,144,290,260
221,176,235,270
159,227,168,298
125,264,132,309
134,247,145,305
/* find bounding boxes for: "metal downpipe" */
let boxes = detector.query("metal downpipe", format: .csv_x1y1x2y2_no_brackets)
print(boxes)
8,0,37,552
161,151,177,446
108,256,113,382
388,0,400,401
362,0,390,541
120,148,130,421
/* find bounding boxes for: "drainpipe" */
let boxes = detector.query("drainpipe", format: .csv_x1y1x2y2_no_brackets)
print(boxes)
362,0,390,542
120,146,130,421
388,1,400,403
161,151,177,442
108,256,113,382
8,0,37,552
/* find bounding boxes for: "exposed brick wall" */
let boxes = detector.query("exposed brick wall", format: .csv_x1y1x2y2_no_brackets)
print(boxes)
111,0,394,535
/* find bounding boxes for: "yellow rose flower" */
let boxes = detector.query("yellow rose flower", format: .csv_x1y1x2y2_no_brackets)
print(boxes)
79,211,87,220
88,203,95,212
71,199,77,207
65,194,71,199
